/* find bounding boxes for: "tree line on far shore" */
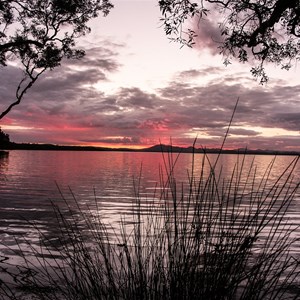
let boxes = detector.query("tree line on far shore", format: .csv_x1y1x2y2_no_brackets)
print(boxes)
0,127,10,145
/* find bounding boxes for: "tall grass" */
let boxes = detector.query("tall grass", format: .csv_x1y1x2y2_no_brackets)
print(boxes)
0,150,299,300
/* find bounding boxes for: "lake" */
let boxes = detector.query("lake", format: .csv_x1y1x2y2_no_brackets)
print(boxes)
0,150,300,288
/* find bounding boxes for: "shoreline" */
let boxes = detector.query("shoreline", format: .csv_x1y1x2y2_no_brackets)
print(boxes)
1,143,299,156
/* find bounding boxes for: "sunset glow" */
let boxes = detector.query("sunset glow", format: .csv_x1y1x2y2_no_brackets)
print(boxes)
0,0,299,151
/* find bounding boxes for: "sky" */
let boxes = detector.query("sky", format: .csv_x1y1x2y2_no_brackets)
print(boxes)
0,0,300,151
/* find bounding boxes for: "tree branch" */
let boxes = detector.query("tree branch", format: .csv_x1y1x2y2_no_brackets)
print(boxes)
0,40,44,52
0,69,46,120
248,0,298,47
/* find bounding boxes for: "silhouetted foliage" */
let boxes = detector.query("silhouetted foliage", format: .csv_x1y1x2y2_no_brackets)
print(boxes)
159,0,300,83
0,0,113,119
0,126,9,144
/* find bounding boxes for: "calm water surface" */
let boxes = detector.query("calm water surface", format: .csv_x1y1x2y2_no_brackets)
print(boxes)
0,150,299,263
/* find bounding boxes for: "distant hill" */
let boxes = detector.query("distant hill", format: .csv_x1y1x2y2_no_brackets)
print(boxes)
142,144,300,156
1,142,299,156
144,144,198,153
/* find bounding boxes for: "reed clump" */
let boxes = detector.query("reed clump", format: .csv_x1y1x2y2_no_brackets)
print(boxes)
1,151,299,300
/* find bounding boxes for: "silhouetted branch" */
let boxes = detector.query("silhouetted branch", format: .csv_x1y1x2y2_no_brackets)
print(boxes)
0,40,43,53
0,68,46,120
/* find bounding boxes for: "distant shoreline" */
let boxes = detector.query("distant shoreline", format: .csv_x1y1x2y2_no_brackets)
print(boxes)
1,142,299,156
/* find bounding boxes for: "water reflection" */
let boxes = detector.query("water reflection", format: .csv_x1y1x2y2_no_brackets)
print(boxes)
0,151,299,263
0,151,9,178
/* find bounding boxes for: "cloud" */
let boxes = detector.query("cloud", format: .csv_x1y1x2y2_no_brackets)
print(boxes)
116,87,158,109
191,14,223,55
270,112,300,131
228,128,261,137
69,47,120,69
177,69,203,79
0,66,26,111
1,52,299,151
224,135,300,151
31,46,121,93
0,43,121,124
80,136,142,145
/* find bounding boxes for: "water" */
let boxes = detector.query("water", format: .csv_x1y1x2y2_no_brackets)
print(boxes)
0,150,299,242
0,150,299,296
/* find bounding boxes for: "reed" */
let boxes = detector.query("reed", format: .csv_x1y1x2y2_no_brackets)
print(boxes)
0,150,299,300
